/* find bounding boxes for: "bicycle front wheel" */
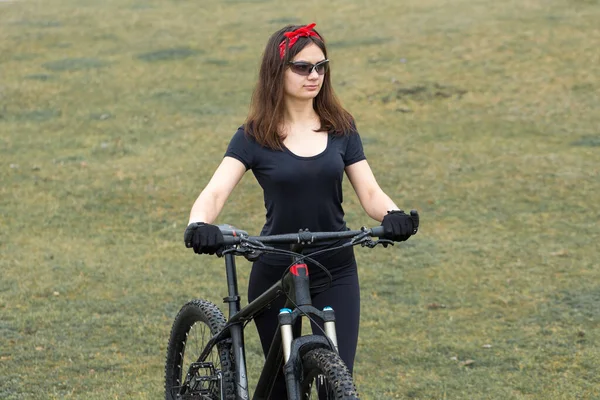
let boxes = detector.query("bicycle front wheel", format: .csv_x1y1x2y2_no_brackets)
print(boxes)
165,299,235,400
301,348,360,399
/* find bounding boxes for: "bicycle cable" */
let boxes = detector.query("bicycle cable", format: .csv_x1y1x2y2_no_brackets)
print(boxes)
280,242,359,340
239,240,360,340
221,235,373,342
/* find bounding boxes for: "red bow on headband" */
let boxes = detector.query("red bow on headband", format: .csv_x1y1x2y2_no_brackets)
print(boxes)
279,23,321,59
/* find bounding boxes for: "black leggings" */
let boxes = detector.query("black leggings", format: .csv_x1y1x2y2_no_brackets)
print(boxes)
247,249,360,399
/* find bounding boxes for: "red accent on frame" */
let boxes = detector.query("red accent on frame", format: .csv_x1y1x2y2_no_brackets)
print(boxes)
290,263,309,276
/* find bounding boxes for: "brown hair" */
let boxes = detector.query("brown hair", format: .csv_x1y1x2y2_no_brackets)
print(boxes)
244,24,355,150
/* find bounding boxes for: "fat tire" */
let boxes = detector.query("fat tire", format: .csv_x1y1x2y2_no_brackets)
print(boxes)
165,299,235,400
301,348,360,399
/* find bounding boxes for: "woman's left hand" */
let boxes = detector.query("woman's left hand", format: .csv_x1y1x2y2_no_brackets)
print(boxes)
381,210,415,242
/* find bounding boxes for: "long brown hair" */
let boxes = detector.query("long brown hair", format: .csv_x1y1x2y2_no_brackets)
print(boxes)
244,24,355,150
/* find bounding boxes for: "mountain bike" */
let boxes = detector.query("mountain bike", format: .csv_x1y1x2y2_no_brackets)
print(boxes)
165,211,419,400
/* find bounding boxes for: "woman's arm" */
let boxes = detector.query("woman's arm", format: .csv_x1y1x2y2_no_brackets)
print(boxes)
345,160,400,222
188,156,247,224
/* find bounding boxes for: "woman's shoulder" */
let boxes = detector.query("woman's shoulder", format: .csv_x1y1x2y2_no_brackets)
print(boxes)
328,116,359,136
329,120,360,141
236,124,263,140
225,125,262,169
231,125,258,144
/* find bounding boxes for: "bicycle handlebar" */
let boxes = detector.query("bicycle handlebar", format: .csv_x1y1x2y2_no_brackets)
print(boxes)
219,210,419,246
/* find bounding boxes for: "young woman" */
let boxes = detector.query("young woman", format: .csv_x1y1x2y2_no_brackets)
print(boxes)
184,23,416,398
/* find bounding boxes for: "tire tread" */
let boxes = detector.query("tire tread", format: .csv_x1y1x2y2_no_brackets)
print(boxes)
302,348,360,399
165,299,235,400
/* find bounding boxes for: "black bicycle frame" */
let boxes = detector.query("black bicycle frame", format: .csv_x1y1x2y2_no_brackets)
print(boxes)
185,213,420,399
197,251,337,400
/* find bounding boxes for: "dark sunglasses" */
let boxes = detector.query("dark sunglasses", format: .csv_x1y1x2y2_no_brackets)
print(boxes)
288,59,329,76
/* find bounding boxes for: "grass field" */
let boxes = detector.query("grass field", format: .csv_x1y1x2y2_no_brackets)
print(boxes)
1,0,599,398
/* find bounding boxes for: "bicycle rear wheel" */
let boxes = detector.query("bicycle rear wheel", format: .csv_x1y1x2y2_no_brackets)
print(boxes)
165,299,235,400
301,348,360,399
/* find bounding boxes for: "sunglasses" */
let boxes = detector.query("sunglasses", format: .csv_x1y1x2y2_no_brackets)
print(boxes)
287,59,329,76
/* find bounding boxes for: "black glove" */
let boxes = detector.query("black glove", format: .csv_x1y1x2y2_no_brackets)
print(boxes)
381,210,415,242
184,222,225,255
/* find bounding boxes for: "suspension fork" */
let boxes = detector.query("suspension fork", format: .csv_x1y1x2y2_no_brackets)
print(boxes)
277,260,341,399
279,260,341,361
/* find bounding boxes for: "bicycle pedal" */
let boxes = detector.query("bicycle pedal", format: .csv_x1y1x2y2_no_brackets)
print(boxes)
187,362,220,382
186,362,221,396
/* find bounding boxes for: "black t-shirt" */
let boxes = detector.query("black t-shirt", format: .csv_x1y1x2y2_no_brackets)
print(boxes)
225,126,365,233
224,126,366,265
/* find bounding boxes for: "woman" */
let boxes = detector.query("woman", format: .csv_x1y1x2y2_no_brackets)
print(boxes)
184,23,416,398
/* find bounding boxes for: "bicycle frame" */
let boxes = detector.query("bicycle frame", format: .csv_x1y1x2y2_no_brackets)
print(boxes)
177,212,420,399
196,251,337,400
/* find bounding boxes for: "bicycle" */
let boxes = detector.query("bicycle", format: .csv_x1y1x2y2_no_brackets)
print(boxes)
165,211,419,400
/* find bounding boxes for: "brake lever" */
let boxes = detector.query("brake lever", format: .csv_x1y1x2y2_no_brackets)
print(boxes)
361,238,394,248
220,247,249,257
220,244,264,261
227,238,279,261
241,237,269,249
349,228,371,245
243,249,263,262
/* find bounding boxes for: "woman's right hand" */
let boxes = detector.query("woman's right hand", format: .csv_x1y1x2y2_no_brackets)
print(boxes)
184,222,225,255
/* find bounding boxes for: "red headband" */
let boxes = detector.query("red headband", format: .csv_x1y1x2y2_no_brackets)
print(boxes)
279,23,321,59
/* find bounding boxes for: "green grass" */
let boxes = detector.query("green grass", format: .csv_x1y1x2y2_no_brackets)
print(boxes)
1,0,599,398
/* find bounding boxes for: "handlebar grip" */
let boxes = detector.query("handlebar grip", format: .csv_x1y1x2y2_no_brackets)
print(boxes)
373,209,419,237
222,236,239,246
217,224,248,237
218,224,247,246
370,225,385,237
410,209,419,234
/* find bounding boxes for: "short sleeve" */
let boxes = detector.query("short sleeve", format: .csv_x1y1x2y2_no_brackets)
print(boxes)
344,132,367,166
224,127,254,170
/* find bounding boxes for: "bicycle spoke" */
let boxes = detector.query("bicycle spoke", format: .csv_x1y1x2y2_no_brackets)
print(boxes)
166,300,234,399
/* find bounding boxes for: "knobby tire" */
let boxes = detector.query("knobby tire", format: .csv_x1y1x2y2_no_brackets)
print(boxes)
165,299,235,400
301,348,360,399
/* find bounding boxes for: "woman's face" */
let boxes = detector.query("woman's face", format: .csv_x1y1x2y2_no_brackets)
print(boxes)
283,43,327,102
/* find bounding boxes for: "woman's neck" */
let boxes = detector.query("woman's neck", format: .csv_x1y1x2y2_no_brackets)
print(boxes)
283,98,319,126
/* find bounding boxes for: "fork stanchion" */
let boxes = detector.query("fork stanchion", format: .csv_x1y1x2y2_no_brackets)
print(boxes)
279,308,294,363
323,306,339,353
